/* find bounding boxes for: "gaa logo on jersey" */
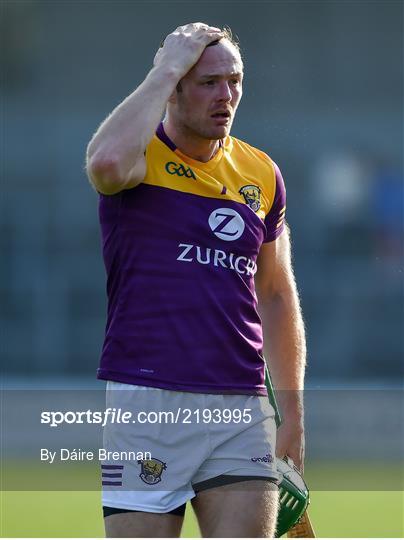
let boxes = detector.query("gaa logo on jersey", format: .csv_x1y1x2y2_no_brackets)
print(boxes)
208,208,245,241
165,161,196,179
138,458,167,485
239,185,261,212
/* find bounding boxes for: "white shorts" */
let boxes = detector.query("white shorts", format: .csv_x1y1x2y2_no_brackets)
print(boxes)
101,382,278,514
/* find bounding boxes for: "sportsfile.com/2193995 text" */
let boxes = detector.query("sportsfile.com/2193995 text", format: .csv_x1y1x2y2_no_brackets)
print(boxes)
40,408,253,427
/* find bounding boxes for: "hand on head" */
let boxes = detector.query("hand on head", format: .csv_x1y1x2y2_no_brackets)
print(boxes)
153,22,224,76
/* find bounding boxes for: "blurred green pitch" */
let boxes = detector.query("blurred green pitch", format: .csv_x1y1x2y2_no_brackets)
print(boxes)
1,462,403,537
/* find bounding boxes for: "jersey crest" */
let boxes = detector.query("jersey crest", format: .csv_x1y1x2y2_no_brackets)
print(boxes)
239,184,261,212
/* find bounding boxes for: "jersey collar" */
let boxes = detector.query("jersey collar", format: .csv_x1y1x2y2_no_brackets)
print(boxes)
156,122,228,172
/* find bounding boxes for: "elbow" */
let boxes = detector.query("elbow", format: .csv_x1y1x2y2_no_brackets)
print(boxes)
86,153,127,195
257,283,296,309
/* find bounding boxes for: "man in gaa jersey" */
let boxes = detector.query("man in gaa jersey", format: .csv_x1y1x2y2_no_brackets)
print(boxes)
86,22,306,538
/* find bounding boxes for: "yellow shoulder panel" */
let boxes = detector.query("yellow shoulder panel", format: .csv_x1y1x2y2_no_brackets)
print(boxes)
142,135,277,220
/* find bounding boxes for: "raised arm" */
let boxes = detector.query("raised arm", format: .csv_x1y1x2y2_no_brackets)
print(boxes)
255,226,306,470
85,23,223,195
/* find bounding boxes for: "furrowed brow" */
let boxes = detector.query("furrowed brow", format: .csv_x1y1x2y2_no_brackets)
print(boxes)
200,72,243,80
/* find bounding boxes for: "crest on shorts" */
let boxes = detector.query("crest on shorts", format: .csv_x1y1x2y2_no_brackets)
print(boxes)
239,185,261,212
138,458,167,485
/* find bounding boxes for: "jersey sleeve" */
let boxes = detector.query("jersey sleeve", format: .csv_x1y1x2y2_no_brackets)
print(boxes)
263,161,286,242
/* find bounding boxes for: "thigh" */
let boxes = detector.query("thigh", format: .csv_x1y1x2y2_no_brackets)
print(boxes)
105,510,183,538
191,479,278,538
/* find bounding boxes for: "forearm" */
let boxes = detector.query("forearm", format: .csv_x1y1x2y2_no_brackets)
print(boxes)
86,65,181,191
259,287,306,421
85,24,224,194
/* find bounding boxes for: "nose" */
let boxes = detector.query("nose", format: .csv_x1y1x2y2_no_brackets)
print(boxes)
217,81,232,102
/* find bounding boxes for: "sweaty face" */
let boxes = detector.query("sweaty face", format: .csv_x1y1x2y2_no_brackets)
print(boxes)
174,39,243,140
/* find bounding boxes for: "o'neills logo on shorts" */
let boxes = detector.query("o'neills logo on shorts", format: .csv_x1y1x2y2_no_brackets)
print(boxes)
251,453,273,463
176,243,257,276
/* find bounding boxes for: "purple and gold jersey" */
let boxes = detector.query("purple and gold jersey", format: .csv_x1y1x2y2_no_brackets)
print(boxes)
97,124,286,395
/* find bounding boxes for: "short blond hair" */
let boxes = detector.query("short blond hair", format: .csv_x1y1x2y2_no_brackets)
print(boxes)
207,26,241,55
161,25,242,92
160,25,241,56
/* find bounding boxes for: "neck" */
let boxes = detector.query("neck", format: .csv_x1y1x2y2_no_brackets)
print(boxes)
163,120,221,162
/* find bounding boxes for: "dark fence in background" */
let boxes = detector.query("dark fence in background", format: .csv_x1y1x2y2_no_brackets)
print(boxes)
2,1,403,380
